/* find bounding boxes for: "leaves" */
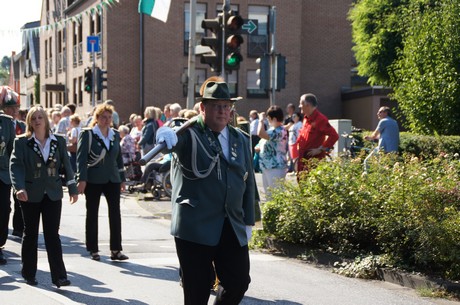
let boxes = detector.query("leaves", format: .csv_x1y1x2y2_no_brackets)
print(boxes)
262,146,460,279
351,0,460,135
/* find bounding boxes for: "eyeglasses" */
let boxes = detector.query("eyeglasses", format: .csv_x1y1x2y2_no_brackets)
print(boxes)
206,103,234,112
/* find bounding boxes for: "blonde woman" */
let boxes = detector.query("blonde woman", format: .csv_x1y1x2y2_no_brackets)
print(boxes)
10,106,77,287
138,106,159,156
76,104,128,261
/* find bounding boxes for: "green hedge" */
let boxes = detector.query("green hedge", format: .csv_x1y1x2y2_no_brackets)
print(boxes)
261,152,460,280
399,132,460,157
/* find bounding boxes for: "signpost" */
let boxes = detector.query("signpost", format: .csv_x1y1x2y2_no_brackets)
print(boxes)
87,36,100,106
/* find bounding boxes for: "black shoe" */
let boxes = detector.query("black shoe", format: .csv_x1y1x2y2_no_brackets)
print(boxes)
90,252,100,261
110,251,129,261
24,277,38,286
53,278,71,288
0,249,6,265
12,230,23,238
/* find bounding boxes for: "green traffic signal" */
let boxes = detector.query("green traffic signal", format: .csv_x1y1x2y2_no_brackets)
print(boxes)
84,68,93,93
224,11,244,71
225,52,242,67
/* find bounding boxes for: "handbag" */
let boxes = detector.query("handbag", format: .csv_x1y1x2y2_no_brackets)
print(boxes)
67,141,77,153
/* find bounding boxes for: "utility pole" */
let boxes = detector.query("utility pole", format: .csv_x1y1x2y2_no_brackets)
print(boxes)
186,0,197,109
269,6,277,106
221,0,231,82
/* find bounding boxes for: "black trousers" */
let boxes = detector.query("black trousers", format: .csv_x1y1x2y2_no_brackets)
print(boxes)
175,219,251,305
12,194,24,233
21,195,67,281
0,180,12,247
84,182,122,252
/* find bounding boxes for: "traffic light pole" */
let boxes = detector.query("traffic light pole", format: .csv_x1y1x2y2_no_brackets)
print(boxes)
91,50,96,107
186,0,197,110
221,1,230,82
269,6,277,106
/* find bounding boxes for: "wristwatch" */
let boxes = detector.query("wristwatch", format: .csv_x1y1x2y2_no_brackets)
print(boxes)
320,146,331,153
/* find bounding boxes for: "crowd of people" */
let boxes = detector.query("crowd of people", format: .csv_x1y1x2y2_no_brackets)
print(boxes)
0,79,399,303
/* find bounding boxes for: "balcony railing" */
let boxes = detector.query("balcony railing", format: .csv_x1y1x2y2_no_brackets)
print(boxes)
48,58,53,77
78,42,83,64
58,52,63,73
45,59,49,78
73,45,77,67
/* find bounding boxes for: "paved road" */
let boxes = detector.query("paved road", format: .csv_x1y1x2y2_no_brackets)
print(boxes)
0,188,459,305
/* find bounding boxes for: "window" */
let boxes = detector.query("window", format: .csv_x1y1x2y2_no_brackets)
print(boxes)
73,78,77,104
184,3,206,55
248,6,269,57
216,4,238,14
247,70,268,98
195,68,207,96
182,68,207,97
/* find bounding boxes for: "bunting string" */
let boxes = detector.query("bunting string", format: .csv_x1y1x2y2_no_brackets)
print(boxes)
20,0,120,37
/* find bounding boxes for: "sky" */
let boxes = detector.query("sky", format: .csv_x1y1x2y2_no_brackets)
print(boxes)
0,0,42,58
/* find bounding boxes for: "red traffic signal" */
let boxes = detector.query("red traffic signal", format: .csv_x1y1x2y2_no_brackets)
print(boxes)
224,12,244,70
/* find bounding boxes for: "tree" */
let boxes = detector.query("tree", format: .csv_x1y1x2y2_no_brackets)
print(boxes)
1,56,10,70
34,74,40,105
350,0,460,135
0,69,8,85
390,1,460,135
348,0,410,86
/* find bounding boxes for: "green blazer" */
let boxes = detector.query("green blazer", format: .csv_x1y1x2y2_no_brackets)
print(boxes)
0,112,15,185
10,134,78,203
76,128,125,184
167,117,255,247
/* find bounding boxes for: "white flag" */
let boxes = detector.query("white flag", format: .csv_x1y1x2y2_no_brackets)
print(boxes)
138,0,171,23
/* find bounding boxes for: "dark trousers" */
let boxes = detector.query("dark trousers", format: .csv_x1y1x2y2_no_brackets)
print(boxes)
0,180,12,247
175,219,250,305
12,195,24,233
84,182,122,252
21,195,67,281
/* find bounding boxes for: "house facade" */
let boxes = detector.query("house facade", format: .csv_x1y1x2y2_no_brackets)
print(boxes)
37,0,359,125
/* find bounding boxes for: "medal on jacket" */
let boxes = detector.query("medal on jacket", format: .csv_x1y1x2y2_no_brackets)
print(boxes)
35,163,41,178
48,160,56,177
231,143,237,161
0,137,5,156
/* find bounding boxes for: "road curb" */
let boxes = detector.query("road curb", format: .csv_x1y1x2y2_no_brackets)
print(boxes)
264,238,460,294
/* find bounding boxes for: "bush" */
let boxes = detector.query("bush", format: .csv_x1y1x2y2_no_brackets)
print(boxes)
399,132,460,158
262,152,460,279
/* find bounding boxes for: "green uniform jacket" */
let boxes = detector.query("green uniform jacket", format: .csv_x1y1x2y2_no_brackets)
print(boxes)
168,118,255,247
10,135,78,203
76,128,125,184
0,113,15,185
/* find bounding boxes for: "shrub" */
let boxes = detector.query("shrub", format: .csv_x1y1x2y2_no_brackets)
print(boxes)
399,132,460,158
262,152,460,279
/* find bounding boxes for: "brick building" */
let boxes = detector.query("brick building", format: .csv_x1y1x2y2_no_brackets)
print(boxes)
40,0,355,124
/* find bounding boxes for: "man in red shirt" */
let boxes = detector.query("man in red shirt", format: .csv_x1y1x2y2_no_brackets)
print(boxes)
296,93,339,173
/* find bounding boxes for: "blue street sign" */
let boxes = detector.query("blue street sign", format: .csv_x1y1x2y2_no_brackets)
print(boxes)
87,36,100,53
241,19,258,35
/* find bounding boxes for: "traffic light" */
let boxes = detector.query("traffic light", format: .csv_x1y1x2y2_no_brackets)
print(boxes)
96,68,107,94
84,68,92,93
200,14,223,73
256,54,270,90
276,55,286,91
223,11,244,71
